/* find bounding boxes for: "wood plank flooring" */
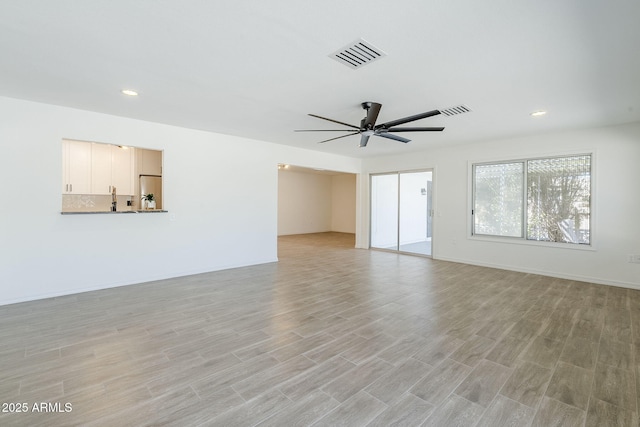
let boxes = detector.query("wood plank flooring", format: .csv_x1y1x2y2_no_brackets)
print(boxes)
1,232,639,426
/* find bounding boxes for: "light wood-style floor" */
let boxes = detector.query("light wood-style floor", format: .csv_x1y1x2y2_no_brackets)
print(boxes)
1,232,639,426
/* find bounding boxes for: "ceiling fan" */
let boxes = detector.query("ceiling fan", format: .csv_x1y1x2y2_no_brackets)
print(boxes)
295,102,444,147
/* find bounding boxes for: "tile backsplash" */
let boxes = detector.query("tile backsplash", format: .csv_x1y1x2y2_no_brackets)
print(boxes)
62,195,137,212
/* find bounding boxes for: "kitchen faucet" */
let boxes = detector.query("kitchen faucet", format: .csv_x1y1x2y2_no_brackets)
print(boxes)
111,186,117,212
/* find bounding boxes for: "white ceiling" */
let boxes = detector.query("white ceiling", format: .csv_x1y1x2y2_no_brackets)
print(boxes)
1,1,639,158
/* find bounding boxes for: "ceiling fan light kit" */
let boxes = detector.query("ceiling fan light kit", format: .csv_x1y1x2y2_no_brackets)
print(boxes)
295,102,446,147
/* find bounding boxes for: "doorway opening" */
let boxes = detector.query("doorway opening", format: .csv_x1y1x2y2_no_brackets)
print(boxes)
370,170,434,256
277,164,357,249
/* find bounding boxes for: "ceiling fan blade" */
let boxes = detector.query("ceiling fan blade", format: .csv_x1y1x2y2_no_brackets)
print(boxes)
359,134,371,148
375,132,411,143
375,109,441,129
317,132,360,144
361,102,382,129
308,114,360,129
294,129,359,132
386,126,445,132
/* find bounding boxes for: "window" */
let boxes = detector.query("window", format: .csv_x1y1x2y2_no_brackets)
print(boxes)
472,154,591,245
473,162,524,237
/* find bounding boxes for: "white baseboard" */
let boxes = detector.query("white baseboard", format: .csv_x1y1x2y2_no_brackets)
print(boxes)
0,257,279,307
434,255,640,290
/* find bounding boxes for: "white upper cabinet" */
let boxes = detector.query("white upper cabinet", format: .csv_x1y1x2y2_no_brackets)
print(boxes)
91,142,113,195
111,145,133,195
62,140,134,196
139,148,162,176
91,143,134,196
62,139,91,194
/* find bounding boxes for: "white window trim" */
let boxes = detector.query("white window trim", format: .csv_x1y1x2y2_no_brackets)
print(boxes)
467,150,597,251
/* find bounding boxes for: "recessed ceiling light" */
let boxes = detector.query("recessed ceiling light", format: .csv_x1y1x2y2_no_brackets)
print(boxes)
121,89,138,96
531,110,547,117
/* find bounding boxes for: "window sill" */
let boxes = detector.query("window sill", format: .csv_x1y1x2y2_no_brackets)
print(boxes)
469,234,595,251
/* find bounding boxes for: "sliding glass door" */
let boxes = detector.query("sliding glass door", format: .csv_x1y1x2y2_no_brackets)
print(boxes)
371,170,433,256
371,173,398,250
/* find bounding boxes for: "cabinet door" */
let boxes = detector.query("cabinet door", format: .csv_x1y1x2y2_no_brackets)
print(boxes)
111,146,133,195
140,149,162,175
63,140,91,194
91,143,112,195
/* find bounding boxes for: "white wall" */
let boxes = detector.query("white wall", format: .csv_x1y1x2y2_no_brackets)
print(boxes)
278,170,332,235
331,174,356,233
277,171,356,235
362,122,640,289
0,96,361,305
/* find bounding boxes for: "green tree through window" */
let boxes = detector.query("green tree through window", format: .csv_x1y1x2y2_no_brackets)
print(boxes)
527,156,590,243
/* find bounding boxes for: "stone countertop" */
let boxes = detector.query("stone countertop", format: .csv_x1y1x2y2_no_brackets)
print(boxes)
61,210,168,215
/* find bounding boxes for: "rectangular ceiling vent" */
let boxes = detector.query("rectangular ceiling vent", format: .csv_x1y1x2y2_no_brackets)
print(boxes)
440,105,471,117
329,38,386,69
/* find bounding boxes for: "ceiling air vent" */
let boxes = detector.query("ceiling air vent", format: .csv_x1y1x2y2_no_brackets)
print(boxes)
440,105,471,116
329,38,386,69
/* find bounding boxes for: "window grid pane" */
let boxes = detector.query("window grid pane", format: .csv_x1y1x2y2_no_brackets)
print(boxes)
527,155,591,244
473,162,524,237
472,154,592,246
